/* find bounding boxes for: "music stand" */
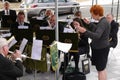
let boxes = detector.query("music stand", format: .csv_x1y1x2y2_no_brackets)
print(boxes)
30,18,49,26
1,15,17,28
58,21,68,33
59,33,78,52
36,29,55,46
13,29,33,43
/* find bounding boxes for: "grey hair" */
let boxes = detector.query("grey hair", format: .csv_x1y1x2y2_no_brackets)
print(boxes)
4,1,10,5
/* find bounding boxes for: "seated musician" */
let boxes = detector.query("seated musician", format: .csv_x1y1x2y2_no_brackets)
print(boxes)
0,37,23,80
10,11,32,42
48,15,56,29
0,1,17,28
10,11,33,74
42,9,54,20
59,14,90,73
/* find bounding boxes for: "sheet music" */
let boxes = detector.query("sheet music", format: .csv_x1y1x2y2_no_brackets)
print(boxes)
31,39,43,60
19,38,28,53
18,25,28,29
8,37,17,49
57,41,72,53
36,17,44,20
1,33,11,38
63,27,75,33
40,26,53,30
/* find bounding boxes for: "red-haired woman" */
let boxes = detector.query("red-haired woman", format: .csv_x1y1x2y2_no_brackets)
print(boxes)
74,5,110,80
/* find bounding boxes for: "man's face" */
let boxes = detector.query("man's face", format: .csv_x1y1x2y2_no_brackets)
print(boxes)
46,10,52,17
4,3,9,10
3,45,9,56
106,15,112,23
17,14,25,23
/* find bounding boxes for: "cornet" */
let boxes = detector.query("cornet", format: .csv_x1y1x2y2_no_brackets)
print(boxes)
8,51,31,59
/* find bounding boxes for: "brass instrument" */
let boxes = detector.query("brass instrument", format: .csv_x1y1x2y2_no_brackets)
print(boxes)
8,51,31,59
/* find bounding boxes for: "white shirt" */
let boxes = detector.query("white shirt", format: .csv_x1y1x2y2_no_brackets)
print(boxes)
5,10,10,15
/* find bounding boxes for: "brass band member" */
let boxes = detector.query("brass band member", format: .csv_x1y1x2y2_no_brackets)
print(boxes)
0,38,23,80
106,13,119,48
0,1,17,27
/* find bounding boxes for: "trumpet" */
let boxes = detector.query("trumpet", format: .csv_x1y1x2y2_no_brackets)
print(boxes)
8,51,31,59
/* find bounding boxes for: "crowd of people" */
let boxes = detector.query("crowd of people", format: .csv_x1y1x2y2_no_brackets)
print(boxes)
0,1,119,80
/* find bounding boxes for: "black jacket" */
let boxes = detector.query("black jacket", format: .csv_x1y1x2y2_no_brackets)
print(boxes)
0,54,23,80
0,9,17,27
109,20,119,48
10,22,33,43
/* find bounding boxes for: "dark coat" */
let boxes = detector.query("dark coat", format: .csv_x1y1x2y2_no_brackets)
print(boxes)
10,22,33,43
70,18,90,54
0,10,17,27
109,20,119,48
0,54,23,80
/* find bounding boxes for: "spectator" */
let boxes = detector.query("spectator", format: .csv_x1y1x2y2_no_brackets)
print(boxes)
0,38,23,80
74,5,110,80
106,13,119,48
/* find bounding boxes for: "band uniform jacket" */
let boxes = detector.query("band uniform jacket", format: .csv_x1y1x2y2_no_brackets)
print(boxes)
10,22,32,42
109,20,119,48
0,9,17,27
0,54,23,80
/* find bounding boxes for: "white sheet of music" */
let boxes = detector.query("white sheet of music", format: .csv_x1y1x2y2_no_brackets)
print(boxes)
18,25,28,29
19,38,28,53
8,37,17,49
31,39,43,60
57,41,72,53
36,17,44,20
1,33,11,38
40,26,53,30
63,27,75,33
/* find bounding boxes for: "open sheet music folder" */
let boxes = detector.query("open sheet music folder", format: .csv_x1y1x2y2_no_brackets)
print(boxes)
30,18,49,27
36,29,55,46
58,21,68,33
59,33,78,51
13,29,33,43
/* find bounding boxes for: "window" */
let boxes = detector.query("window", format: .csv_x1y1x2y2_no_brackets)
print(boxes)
58,0,65,2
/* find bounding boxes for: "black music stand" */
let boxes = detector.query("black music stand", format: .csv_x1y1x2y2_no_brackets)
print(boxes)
30,18,49,26
13,29,33,43
59,33,78,52
58,21,68,33
1,15,17,28
36,29,55,46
